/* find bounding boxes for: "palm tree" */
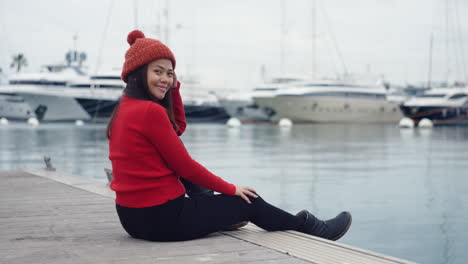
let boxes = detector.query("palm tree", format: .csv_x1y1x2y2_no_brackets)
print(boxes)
10,53,28,73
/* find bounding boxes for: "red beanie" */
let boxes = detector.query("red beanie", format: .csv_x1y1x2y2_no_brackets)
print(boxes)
121,30,176,83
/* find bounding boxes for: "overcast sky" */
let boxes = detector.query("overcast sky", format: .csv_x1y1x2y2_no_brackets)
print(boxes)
1,0,467,89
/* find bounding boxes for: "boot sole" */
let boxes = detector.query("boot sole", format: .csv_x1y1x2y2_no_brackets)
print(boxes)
331,212,352,241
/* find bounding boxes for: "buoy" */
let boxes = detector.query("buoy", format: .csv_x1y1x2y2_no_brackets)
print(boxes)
418,118,433,129
398,117,414,128
27,117,39,126
226,117,241,128
0,117,8,125
278,118,293,127
75,120,84,126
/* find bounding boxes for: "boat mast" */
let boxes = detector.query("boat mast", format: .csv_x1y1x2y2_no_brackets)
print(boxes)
444,0,450,84
426,32,434,89
280,0,286,74
311,0,317,77
94,0,114,83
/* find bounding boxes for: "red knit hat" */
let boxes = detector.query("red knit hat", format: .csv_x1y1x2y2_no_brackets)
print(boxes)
121,30,176,83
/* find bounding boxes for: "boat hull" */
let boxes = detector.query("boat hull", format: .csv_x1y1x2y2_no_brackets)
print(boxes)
0,94,35,120
184,104,230,123
399,105,468,125
218,98,270,122
18,92,91,121
75,98,119,122
254,96,403,123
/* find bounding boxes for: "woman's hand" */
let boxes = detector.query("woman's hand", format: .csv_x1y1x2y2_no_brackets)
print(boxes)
235,185,258,204
171,72,178,89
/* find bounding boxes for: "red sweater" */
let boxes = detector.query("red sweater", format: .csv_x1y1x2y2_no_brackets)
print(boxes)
109,84,236,208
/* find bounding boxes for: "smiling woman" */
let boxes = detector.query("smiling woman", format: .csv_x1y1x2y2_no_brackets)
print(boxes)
106,30,352,242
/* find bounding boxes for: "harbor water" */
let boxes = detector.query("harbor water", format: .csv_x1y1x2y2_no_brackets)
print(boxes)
1,122,467,264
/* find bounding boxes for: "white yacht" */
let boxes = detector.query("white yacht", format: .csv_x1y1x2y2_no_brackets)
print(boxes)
218,76,308,122
3,65,91,121
0,65,90,121
400,86,468,125
253,79,404,123
3,67,124,122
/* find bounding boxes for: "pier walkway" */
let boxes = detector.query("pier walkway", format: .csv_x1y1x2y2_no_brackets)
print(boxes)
0,169,416,264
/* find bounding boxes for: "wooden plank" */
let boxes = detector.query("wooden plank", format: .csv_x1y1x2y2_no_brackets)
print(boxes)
223,224,417,264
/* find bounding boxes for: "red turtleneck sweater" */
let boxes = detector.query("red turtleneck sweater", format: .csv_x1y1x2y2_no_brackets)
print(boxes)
108,83,236,208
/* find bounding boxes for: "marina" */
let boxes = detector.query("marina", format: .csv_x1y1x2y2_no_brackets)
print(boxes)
1,0,468,263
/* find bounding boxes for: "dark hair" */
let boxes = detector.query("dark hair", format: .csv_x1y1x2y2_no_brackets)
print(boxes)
106,64,179,139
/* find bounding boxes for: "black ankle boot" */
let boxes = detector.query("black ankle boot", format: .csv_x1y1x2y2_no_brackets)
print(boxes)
296,210,352,241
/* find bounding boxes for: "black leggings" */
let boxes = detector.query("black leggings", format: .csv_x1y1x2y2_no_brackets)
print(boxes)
116,190,304,241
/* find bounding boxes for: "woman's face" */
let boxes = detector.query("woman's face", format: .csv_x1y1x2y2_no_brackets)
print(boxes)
146,59,174,100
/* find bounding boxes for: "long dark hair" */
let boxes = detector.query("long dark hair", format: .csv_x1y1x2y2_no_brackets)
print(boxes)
106,64,179,139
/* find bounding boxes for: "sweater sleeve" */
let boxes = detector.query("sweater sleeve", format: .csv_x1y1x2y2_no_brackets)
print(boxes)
171,81,186,136
143,103,236,196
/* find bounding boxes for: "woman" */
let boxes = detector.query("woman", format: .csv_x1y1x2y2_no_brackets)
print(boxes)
107,30,352,242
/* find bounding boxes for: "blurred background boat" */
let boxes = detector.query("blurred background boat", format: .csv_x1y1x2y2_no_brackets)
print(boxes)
400,84,468,125
253,76,404,123
178,74,230,123
218,75,307,122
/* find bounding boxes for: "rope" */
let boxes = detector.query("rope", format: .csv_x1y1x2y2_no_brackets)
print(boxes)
318,2,348,76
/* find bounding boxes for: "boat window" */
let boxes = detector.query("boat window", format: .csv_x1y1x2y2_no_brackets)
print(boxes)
246,104,259,109
97,85,125,89
90,76,122,80
253,88,277,91
448,93,467,99
9,80,67,86
418,94,446,98
286,91,385,100
69,84,91,88
271,78,301,84
300,83,362,88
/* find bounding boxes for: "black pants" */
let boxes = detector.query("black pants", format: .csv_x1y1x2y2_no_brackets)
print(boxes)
116,181,303,241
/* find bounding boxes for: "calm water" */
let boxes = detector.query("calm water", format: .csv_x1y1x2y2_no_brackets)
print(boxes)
1,122,467,264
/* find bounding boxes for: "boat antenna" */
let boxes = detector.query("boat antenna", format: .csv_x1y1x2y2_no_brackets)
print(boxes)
73,34,78,57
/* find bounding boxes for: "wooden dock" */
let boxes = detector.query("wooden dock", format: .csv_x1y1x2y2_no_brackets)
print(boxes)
0,169,417,264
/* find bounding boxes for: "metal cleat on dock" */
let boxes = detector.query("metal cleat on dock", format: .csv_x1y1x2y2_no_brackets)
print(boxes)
104,168,113,184
43,156,56,171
